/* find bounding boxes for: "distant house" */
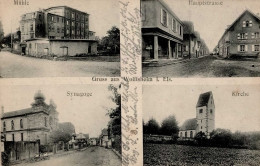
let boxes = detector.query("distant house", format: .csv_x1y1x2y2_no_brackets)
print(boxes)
89,138,98,146
179,91,215,140
99,128,112,148
217,10,260,58
141,0,184,60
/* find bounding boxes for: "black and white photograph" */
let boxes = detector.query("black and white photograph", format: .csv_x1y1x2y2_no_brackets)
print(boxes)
143,85,260,165
141,0,260,77
0,0,120,77
0,84,121,166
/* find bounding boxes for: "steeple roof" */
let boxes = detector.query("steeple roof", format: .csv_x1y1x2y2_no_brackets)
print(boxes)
196,91,212,107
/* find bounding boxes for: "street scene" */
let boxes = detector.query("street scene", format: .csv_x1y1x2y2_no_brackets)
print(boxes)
0,0,120,77
1,84,121,166
141,0,260,77
143,55,260,77
0,51,119,77
14,147,121,166
143,85,260,165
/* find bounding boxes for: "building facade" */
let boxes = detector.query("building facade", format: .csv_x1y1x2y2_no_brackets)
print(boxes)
217,10,260,58
141,0,184,60
1,91,59,145
179,91,215,140
19,6,97,56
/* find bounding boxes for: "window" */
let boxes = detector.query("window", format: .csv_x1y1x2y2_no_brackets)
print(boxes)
238,45,247,52
238,33,247,40
3,122,6,132
172,19,176,32
11,120,14,130
57,27,60,33
210,109,213,114
72,13,75,19
72,21,74,26
180,132,182,138
44,117,47,127
190,131,193,138
199,109,203,113
12,134,15,142
20,119,23,129
201,126,202,129
51,16,54,21
57,17,59,22
252,32,259,39
66,20,69,26
160,9,168,27
253,45,259,52
21,133,23,141
30,24,33,31
179,25,182,36
72,30,74,35
66,29,69,34
185,131,187,138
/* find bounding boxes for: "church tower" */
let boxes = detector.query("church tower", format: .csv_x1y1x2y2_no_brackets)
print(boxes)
196,91,215,138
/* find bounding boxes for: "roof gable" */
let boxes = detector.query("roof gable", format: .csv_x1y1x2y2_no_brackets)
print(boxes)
196,91,212,107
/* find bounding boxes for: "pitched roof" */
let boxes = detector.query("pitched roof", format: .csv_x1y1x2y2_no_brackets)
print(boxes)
218,10,260,43
2,108,34,119
180,118,197,130
196,91,212,107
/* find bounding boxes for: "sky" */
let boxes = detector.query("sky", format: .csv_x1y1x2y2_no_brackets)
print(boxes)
143,85,260,132
0,0,119,37
164,0,260,51
0,84,118,138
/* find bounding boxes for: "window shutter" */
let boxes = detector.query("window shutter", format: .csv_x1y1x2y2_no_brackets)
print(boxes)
166,13,168,27
252,33,255,39
252,45,255,52
243,21,246,27
249,20,252,27
237,45,240,51
245,45,248,51
237,33,240,39
160,9,163,24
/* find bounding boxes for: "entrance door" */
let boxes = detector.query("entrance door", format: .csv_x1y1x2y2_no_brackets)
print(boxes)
88,45,91,54
22,47,26,55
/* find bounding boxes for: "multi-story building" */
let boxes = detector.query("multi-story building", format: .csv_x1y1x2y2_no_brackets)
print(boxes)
141,0,184,60
217,10,260,58
179,91,215,140
1,91,59,145
19,6,97,57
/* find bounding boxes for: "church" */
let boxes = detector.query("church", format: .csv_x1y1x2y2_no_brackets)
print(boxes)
179,91,215,140
1,91,59,145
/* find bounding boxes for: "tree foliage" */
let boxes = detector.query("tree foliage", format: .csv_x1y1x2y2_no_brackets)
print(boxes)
49,122,75,144
143,118,160,135
160,115,179,136
98,26,120,54
107,84,121,137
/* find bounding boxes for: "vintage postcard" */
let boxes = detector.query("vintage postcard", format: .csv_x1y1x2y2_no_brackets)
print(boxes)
141,0,260,77
0,83,121,166
0,0,120,77
143,84,260,165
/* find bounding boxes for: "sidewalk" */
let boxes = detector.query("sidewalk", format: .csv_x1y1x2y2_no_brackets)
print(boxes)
143,55,208,67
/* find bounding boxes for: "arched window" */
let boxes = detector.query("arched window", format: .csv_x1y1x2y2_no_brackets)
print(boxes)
20,119,23,129
185,131,187,138
11,120,14,130
190,131,193,138
44,117,47,127
3,122,6,131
